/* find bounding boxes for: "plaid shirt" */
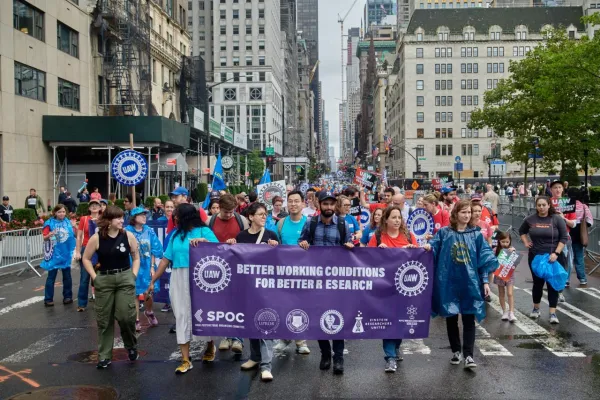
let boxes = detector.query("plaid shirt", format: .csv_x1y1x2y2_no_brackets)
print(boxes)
298,215,351,246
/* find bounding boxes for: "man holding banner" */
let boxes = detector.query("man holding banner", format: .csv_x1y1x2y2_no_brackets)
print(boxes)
298,191,354,375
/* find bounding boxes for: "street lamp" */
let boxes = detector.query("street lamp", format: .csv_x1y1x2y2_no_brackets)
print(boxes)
583,136,589,190
388,144,421,179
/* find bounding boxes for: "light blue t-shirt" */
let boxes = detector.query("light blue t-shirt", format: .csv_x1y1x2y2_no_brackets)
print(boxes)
344,214,360,239
360,225,377,245
164,227,218,268
279,215,307,245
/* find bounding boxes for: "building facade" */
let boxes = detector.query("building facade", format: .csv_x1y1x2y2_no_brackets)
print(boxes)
365,0,397,33
189,0,214,84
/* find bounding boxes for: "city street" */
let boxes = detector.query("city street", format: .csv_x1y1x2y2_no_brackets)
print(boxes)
1,221,600,400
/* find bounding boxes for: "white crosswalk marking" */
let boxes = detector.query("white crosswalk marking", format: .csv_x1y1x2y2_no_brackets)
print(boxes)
401,339,431,355
1,329,80,363
577,288,600,301
475,324,513,356
523,289,600,334
0,297,44,317
488,292,585,357
169,340,206,361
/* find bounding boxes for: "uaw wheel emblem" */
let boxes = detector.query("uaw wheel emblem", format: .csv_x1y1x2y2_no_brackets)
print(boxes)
193,256,231,293
286,309,309,334
43,240,54,262
254,308,280,334
395,261,429,297
110,150,148,187
320,310,344,335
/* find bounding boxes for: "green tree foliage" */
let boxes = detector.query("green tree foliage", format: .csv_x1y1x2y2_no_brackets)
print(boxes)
560,162,581,186
469,23,600,178
247,150,265,183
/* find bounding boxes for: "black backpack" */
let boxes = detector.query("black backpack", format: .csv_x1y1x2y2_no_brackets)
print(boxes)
307,216,347,246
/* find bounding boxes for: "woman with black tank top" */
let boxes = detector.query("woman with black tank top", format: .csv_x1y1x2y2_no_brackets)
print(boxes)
82,206,140,369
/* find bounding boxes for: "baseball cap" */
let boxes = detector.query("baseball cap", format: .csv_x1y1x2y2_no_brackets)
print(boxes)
100,199,108,205
209,190,220,200
471,193,483,201
550,180,564,188
441,187,456,194
2,196,8,201
130,206,149,217
169,187,189,196
88,199,101,206
317,191,336,202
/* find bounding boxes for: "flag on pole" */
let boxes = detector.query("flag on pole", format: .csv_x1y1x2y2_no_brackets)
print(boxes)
384,135,392,152
380,4,387,16
382,168,388,187
202,152,226,209
259,169,271,185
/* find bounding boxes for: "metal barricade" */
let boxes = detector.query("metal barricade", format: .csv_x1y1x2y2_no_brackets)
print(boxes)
23,227,44,276
585,221,600,275
0,229,31,272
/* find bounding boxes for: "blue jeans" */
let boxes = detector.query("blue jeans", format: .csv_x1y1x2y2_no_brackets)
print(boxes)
249,339,274,372
229,337,244,344
78,247,91,307
571,242,587,282
564,241,574,283
382,339,403,361
45,269,73,303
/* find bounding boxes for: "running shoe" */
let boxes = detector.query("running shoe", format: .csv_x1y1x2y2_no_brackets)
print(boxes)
529,308,541,319
63,298,73,305
296,344,311,354
508,312,517,323
501,310,509,321
175,360,193,374
579,280,588,286
231,340,243,353
161,304,172,312
96,359,111,369
343,348,349,355
396,349,404,362
241,360,259,370
128,349,139,361
169,324,176,333
464,356,477,369
273,340,291,351
202,341,216,363
450,351,462,365
565,281,570,288
144,310,159,327
44,302,54,307
549,313,560,324
219,338,232,351
385,359,397,373
261,370,274,382
77,307,85,312
135,320,142,332
559,293,566,303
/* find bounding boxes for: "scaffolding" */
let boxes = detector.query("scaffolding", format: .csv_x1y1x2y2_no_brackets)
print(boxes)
93,0,152,116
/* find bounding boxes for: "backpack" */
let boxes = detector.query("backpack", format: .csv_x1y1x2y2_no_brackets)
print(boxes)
306,216,347,246
208,213,245,231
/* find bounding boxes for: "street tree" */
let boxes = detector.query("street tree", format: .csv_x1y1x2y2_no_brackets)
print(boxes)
247,150,265,183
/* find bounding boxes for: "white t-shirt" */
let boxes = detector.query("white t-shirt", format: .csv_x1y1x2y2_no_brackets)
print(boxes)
302,206,316,217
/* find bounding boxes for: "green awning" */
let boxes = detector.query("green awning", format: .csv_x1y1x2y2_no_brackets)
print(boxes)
43,116,190,149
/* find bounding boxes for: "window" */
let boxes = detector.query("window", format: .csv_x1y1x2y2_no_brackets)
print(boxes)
58,78,80,110
461,96,466,106
220,9,226,19
474,79,478,89
416,80,424,90
233,40,239,50
233,26,239,35
569,30,575,39
417,96,424,106
416,64,424,74
474,95,479,105
416,48,423,58
220,41,226,51
416,145,425,157
435,48,440,58
417,112,424,122
487,79,492,89
435,64,440,74
487,63,492,73
246,56,252,65
435,80,440,90
447,64,452,73
259,9,265,18
490,31,501,40
57,22,78,58
448,113,453,122
499,63,504,73
97,76,104,105
13,0,44,41
258,40,265,50
259,56,265,66
259,72,266,81
14,61,45,101
246,42,252,50
417,33,423,41
233,57,240,66
220,56,226,66
436,112,440,122
220,72,227,82
233,72,240,82
417,129,424,138
246,72,253,82
447,80,452,89
441,80,446,90
233,9,239,19
259,25,264,34
246,9,252,18
246,25,252,34
224,88,237,101
250,88,262,100
220,25,226,34
199,16,205,25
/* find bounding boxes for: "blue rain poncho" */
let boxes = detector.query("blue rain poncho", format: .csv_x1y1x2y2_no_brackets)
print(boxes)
126,225,163,295
41,218,76,270
429,226,498,321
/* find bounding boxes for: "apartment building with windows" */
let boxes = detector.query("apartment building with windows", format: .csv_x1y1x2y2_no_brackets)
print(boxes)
391,7,585,180
189,0,214,83
0,0,92,204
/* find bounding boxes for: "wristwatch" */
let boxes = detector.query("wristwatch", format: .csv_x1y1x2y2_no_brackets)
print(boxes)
553,252,561,256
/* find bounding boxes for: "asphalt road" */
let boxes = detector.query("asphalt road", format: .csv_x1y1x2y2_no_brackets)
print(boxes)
1,219,600,399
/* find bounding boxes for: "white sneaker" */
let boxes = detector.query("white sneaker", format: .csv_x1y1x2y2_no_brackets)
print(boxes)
501,310,509,321
508,312,517,323
529,308,541,319
559,293,566,303
273,340,291,352
549,313,559,324
464,356,477,369
296,344,310,354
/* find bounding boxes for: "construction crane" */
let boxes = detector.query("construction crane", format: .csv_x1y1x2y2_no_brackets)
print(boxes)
309,60,320,83
338,0,358,158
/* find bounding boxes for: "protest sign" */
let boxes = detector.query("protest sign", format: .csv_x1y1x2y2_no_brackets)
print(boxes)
493,249,522,282
551,197,576,214
189,244,433,339
406,208,434,245
353,168,378,190
257,180,287,210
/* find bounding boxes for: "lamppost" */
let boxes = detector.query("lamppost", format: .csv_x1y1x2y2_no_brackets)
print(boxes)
532,136,540,186
583,136,589,189
388,144,421,180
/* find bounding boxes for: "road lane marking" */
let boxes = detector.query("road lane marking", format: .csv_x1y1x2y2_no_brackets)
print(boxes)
475,324,513,356
401,339,431,355
577,288,600,301
488,292,585,357
523,289,600,334
0,297,44,317
587,287,600,295
1,329,79,363
169,340,206,361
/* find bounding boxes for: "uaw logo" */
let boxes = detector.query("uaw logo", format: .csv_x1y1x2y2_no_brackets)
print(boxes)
406,208,434,244
320,309,344,335
193,255,232,293
43,240,54,262
110,150,148,187
359,207,371,228
54,226,69,244
254,308,280,334
286,309,309,334
395,261,429,297
258,182,286,209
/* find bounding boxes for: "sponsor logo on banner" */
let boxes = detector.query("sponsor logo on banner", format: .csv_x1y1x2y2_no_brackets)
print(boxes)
257,180,287,210
395,261,429,297
352,311,365,333
406,208,434,245
194,309,203,323
286,309,310,333
111,150,148,186
397,305,427,335
320,310,344,334
193,255,232,293
254,308,280,334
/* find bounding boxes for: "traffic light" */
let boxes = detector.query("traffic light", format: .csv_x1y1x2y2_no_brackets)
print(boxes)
417,164,422,173
266,156,275,166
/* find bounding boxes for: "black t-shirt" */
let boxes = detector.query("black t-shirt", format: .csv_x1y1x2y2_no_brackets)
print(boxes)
236,228,279,244
0,204,14,222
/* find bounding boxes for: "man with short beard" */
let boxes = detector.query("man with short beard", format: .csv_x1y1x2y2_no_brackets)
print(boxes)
440,187,457,212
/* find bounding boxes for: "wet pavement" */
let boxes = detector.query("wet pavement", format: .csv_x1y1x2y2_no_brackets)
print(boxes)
1,218,600,399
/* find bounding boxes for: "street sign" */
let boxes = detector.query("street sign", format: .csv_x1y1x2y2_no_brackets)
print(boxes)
265,147,275,156
455,156,461,163
418,157,426,161
111,150,148,187
166,158,177,166
455,162,464,172
411,180,420,190
528,148,543,159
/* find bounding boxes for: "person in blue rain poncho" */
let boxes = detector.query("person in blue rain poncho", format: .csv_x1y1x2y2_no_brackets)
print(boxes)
424,199,498,370
126,207,163,332
41,204,77,306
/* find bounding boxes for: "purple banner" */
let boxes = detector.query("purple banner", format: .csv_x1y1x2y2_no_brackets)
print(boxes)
189,244,434,339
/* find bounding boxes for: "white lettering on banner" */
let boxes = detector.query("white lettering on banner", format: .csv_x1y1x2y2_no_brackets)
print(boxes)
237,264,387,278
207,311,245,323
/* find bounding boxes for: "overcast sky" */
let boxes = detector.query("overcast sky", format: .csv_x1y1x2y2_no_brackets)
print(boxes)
319,0,364,160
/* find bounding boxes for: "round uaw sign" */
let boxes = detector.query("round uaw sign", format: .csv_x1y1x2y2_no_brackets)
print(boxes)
406,208,434,244
359,207,371,228
258,181,286,210
111,150,148,186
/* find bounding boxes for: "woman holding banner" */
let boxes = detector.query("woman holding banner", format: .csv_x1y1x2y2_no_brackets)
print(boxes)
147,204,218,374
367,206,418,372
231,202,279,381
336,195,362,244
424,200,498,369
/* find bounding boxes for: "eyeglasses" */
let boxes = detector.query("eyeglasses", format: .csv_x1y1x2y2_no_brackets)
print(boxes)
254,213,267,217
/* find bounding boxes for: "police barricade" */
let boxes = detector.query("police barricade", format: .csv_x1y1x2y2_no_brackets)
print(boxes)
22,227,44,277
585,221,600,275
0,229,30,272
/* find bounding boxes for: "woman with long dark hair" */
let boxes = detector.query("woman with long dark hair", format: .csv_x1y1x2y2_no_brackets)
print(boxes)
360,207,383,247
148,203,218,374
82,206,140,369
424,200,497,369
519,196,568,324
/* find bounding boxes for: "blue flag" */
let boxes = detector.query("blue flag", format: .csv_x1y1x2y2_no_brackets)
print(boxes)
259,169,271,185
203,152,227,209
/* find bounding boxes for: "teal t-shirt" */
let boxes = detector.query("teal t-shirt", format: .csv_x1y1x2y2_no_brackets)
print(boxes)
279,215,307,245
164,227,218,268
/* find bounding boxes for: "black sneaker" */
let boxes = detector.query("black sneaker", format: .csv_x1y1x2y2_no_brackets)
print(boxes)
169,324,176,334
464,356,477,369
128,349,139,361
97,359,112,369
450,351,462,365
333,359,344,375
319,355,331,370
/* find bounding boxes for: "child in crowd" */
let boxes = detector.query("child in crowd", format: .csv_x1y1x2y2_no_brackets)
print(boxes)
494,231,517,322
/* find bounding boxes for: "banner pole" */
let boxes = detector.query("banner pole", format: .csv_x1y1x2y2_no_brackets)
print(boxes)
130,133,136,207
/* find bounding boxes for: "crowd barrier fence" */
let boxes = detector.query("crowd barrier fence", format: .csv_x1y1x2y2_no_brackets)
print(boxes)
0,228,43,277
